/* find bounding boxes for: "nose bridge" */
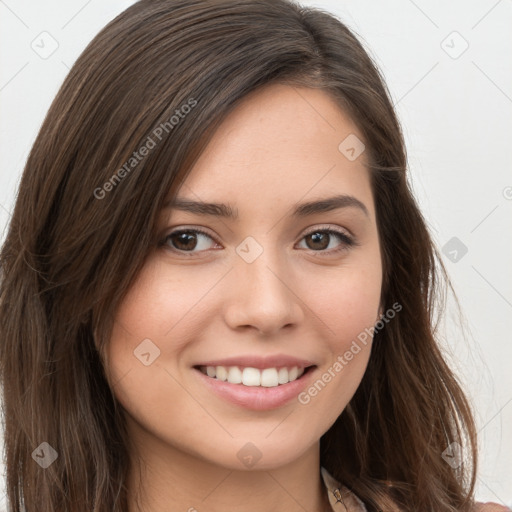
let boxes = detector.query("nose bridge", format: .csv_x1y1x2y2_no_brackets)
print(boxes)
236,235,289,301
224,234,302,333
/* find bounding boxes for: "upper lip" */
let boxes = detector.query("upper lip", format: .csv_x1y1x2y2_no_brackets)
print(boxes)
193,354,316,370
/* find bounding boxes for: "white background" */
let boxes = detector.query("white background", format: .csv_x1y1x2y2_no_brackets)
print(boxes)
0,0,511,508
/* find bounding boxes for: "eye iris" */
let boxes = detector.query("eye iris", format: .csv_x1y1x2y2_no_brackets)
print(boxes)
172,232,197,251
307,232,329,250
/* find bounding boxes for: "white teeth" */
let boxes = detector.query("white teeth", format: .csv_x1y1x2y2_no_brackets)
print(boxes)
261,368,279,387
198,365,308,387
242,367,261,386
227,366,242,384
278,367,289,384
216,365,228,381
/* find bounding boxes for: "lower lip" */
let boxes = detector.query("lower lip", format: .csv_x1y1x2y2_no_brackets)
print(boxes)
193,366,317,411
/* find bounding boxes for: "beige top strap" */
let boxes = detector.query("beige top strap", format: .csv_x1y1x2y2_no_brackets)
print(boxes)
320,466,367,511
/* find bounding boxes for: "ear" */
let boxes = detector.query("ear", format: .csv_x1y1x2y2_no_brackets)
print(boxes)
92,327,100,351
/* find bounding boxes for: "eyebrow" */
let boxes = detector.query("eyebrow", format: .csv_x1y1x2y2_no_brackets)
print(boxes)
163,194,369,219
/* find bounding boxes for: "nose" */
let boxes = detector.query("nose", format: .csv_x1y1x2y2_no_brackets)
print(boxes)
222,247,304,336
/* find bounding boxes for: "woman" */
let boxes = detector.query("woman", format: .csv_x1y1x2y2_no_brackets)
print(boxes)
0,0,507,510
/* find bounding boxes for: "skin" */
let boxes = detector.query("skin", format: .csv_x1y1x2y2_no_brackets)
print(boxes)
103,84,384,512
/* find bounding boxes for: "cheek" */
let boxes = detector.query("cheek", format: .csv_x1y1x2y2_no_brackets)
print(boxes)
304,258,382,347
102,255,233,418
107,256,220,353
102,257,184,387
319,283,378,365
102,260,206,437
294,257,381,417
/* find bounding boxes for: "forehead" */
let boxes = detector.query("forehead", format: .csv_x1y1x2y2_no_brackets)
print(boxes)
173,84,374,219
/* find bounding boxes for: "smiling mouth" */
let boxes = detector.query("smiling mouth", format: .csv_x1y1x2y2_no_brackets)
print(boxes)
193,364,316,388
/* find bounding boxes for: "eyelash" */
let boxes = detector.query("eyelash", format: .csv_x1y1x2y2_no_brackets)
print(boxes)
158,225,358,258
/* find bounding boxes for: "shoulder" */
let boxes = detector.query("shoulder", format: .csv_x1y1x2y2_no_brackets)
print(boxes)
474,502,511,512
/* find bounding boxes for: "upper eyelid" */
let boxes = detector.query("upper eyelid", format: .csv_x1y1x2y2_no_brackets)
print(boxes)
164,223,353,236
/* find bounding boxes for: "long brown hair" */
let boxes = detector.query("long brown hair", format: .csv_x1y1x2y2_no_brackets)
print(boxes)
0,0,477,510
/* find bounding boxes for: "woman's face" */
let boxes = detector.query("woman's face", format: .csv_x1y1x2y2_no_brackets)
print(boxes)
104,84,382,471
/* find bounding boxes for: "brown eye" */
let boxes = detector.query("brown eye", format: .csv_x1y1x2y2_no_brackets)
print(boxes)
304,231,330,250
160,228,218,255
159,226,357,258
298,228,356,255
170,232,197,251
